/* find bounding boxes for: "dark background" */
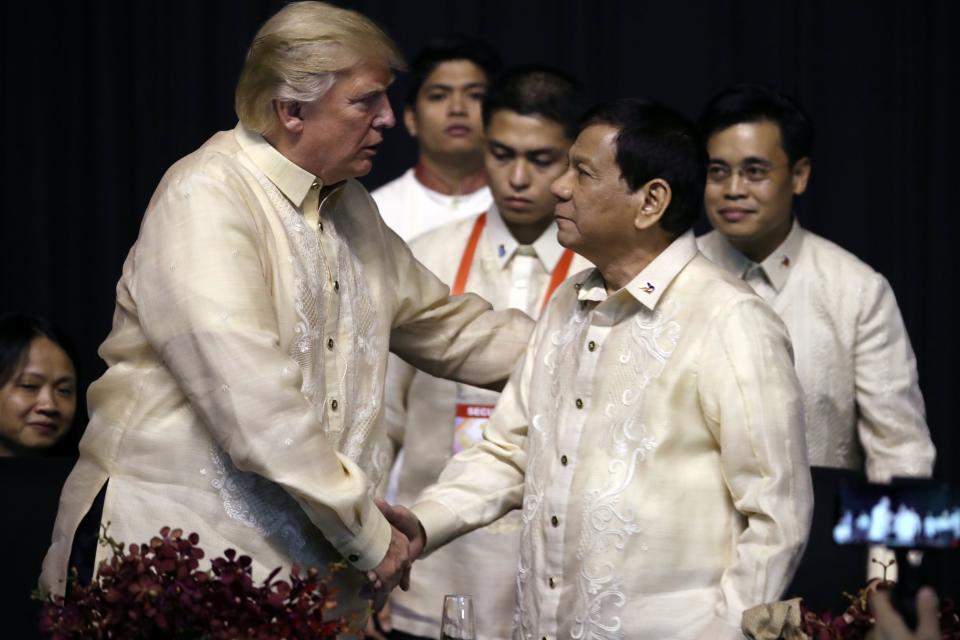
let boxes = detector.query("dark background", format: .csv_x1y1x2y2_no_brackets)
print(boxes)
4,0,955,476
1,0,958,631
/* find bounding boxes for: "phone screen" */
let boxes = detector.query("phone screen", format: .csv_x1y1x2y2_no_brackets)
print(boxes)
833,478,959,548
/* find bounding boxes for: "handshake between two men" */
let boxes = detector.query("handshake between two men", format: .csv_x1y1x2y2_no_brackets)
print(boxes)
364,499,426,611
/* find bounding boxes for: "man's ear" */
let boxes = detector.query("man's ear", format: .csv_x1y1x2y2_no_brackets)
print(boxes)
791,157,811,195
633,178,672,231
403,105,418,138
273,100,305,134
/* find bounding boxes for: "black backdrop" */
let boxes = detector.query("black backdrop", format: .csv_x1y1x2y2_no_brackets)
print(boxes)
2,1,957,481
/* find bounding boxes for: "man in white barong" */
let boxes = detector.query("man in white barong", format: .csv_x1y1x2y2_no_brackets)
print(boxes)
384,98,814,640
696,83,935,580
697,83,934,485
39,2,532,632
372,35,500,241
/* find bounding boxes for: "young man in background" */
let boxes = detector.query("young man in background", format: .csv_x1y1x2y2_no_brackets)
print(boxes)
372,35,500,241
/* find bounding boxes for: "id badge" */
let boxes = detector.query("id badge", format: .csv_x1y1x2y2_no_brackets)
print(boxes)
453,403,496,454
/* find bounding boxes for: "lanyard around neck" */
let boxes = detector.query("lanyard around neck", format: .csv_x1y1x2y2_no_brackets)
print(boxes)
451,213,575,313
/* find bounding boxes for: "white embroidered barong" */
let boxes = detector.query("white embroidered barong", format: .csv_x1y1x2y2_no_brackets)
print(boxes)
39,125,533,623
414,232,813,640
698,222,934,482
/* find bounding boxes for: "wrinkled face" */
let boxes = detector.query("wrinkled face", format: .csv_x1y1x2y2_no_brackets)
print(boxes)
704,121,809,259
484,110,572,231
405,60,487,158
0,337,76,452
550,124,638,263
297,61,396,184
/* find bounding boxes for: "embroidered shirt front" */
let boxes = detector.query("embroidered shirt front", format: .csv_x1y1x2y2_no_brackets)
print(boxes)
40,125,533,623
415,232,813,640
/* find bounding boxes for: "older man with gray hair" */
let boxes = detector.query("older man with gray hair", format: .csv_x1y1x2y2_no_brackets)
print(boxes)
40,1,532,628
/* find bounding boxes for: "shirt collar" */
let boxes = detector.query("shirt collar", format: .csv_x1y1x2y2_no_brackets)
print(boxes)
414,160,487,197
702,218,805,293
234,123,321,209
577,230,699,311
485,204,567,272
756,218,804,292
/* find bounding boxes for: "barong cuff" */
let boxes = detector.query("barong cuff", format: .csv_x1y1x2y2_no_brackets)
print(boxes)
410,500,463,557
333,500,392,572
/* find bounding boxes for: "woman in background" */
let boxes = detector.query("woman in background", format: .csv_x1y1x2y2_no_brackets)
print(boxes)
0,313,77,456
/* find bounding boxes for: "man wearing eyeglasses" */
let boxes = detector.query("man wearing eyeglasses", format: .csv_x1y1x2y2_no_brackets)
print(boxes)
698,84,934,492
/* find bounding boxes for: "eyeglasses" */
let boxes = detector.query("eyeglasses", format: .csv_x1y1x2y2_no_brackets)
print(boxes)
706,161,788,184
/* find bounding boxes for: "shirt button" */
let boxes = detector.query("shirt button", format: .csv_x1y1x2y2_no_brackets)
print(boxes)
311,181,319,190
348,553,359,562
560,454,568,466
587,340,597,352
331,399,339,411
575,398,584,409
574,282,581,291
550,515,559,527
327,338,335,350
318,221,324,232
333,280,340,292
548,576,557,588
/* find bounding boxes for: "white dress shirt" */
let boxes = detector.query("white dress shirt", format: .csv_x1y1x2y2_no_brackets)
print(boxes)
698,221,935,482
385,207,591,640
39,124,533,626
371,167,493,241
413,232,813,640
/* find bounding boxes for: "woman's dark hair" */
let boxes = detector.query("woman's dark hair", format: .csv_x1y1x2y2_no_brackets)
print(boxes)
0,312,78,387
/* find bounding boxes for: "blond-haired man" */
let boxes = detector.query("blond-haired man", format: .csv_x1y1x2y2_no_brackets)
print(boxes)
40,2,532,629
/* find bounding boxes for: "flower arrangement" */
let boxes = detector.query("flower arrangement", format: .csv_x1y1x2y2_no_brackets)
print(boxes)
37,526,350,639
799,583,960,640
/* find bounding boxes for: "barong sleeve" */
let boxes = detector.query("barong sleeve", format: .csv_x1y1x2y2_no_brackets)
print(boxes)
410,326,541,553
697,295,813,637
386,225,534,388
854,273,934,482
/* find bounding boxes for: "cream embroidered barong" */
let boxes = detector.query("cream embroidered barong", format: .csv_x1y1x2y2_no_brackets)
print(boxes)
698,222,934,482
414,232,813,640
39,125,533,622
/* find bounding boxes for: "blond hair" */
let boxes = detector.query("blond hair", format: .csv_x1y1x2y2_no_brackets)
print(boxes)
235,1,405,134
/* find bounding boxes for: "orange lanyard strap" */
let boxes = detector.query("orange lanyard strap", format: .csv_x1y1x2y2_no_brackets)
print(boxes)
451,212,575,311
451,213,487,296
541,248,575,311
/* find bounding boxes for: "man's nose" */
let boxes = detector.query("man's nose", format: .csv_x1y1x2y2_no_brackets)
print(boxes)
448,91,467,115
724,172,747,198
551,168,573,200
375,98,396,129
509,160,531,190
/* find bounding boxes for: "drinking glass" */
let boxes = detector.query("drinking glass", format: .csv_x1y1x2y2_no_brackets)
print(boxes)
441,594,476,640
